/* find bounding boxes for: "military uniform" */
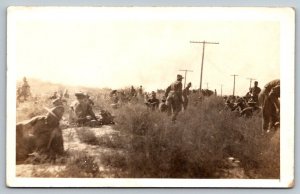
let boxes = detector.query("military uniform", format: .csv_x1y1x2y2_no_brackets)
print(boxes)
159,102,168,112
16,98,65,161
249,84,261,103
182,83,191,110
17,78,31,101
165,75,184,121
70,92,97,125
259,79,280,132
146,98,160,110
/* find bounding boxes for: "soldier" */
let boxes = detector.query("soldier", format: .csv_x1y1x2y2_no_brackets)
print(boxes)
159,96,168,112
16,98,65,161
138,85,143,96
165,74,184,121
85,93,95,106
249,81,261,103
49,91,58,100
17,77,31,101
130,86,137,97
145,91,160,110
70,92,98,125
259,79,280,133
182,82,192,111
39,98,65,154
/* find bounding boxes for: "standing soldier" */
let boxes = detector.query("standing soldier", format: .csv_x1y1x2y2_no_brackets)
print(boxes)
130,86,137,97
259,79,280,133
249,81,261,103
182,82,192,111
165,74,184,121
17,77,31,101
138,85,143,96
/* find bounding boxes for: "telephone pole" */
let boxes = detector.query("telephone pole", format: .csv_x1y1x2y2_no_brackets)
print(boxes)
179,69,193,88
247,77,256,88
190,40,219,93
231,74,238,97
205,82,209,89
220,84,223,97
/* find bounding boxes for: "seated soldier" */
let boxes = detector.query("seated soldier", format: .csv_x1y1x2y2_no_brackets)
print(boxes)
145,91,160,110
159,96,168,112
70,92,98,126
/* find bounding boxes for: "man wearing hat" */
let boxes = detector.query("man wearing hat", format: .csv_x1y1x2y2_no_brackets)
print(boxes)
36,97,65,154
165,74,184,121
71,92,97,125
16,97,65,161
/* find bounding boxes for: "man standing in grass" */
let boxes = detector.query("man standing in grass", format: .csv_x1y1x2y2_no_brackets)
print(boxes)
182,82,192,111
249,81,261,103
165,74,184,121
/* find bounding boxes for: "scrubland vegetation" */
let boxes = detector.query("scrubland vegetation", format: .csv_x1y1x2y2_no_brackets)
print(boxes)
16,82,279,178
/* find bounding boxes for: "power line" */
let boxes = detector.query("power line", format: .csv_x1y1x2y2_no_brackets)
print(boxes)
190,40,219,93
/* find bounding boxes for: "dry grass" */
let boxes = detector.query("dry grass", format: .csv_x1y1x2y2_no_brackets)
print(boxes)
56,151,101,178
76,127,126,149
113,94,279,178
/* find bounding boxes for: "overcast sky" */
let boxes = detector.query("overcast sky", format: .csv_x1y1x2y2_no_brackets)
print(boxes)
11,7,280,95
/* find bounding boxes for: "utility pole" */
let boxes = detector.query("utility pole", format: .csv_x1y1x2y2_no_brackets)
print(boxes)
231,74,238,97
205,82,209,89
179,69,193,88
190,40,219,93
220,84,223,97
247,77,256,88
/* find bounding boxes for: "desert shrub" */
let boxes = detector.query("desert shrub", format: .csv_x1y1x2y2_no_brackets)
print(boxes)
57,151,100,178
114,96,279,178
76,127,99,145
100,151,127,169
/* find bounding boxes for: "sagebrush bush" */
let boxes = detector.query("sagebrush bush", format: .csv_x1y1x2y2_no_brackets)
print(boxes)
114,94,279,178
57,151,101,178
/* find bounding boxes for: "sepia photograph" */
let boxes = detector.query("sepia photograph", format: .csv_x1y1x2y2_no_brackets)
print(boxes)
6,7,294,187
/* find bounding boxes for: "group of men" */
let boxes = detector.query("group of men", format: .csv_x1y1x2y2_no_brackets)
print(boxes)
15,74,280,162
144,74,192,121
224,79,280,133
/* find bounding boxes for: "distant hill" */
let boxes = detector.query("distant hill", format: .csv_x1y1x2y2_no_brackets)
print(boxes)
17,78,112,98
